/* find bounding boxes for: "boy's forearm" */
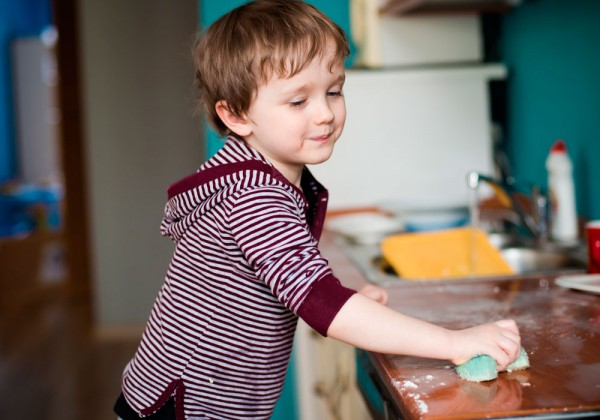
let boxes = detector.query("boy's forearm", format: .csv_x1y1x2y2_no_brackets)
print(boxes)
326,293,457,361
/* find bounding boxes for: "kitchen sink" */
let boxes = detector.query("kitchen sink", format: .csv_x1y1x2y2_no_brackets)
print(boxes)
500,247,586,275
341,241,587,286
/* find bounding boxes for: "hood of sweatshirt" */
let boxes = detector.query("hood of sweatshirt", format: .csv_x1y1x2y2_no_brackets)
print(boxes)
159,136,328,243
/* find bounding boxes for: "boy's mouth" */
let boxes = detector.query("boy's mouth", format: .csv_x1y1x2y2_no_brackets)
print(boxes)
311,132,334,142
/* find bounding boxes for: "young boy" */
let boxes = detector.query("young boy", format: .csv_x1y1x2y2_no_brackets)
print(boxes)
114,1,521,419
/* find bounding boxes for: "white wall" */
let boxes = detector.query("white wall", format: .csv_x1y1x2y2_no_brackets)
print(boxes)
80,0,202,326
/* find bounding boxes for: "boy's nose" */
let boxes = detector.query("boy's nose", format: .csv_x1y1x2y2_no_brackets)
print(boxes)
314,100,335,124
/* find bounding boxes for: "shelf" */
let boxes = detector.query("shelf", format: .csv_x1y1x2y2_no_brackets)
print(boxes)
380,0,519,15
346,63,508,82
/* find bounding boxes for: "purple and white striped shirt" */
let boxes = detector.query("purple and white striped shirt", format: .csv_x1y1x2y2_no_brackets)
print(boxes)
121,136,356,419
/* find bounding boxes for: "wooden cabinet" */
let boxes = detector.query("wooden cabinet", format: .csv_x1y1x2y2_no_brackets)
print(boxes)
295,321,371,420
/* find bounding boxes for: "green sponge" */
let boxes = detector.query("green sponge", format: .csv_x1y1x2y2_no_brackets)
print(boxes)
506,347,530,372
456,348,530,382
456,354,498,382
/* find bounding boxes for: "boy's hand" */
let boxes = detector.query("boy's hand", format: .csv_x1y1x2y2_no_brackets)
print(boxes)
450,319,521,371
358,284,388,305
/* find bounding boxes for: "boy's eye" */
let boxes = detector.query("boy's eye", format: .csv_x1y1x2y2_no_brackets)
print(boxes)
290,99,306,107
327,91,343,97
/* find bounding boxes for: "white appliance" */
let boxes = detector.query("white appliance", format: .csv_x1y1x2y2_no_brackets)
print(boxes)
309,64,506,210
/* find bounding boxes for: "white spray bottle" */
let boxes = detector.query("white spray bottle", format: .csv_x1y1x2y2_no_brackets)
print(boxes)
545,139,578,243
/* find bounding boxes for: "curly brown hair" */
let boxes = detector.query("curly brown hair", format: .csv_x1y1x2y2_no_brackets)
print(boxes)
193,0,350,136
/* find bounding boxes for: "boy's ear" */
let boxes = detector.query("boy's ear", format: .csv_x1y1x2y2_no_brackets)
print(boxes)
215,101,251,137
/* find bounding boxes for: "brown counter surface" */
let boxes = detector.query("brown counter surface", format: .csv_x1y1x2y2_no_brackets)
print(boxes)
319,232,600,419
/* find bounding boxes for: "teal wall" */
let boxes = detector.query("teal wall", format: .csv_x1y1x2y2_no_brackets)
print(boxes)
500,0,600,219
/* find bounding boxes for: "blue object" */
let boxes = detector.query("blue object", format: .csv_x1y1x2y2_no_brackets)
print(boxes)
404,216,469,233
0,183,62,238
0,194,33,237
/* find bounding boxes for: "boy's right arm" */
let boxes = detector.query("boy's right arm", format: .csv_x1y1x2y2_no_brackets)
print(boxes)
326,293,521,371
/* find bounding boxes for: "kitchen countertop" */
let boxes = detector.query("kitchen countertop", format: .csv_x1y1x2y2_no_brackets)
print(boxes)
318,231,600,419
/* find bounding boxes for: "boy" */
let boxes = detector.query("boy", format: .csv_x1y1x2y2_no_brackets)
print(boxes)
114,1,521,419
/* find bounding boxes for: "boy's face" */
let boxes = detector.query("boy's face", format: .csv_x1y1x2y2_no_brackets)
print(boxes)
241,47,346,185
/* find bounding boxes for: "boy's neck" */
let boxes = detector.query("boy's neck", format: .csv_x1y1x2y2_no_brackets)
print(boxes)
237,136,304,188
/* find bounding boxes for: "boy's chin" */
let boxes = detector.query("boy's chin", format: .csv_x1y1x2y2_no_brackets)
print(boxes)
308,144,337,164
306,152,334,166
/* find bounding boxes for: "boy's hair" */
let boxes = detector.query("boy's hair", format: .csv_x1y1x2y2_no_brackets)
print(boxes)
193,0,350,136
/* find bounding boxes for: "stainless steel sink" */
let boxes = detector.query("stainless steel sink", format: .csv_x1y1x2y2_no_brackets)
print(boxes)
500,247,586,275
340,240,587,286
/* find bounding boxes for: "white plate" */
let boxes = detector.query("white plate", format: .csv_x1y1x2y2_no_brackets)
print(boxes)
555,274,600,295
325,213,404,245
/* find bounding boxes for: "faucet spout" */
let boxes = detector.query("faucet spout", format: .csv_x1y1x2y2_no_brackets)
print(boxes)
466,171,548,242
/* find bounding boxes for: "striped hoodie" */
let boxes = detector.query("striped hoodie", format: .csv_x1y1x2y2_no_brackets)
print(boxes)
121,136,356,419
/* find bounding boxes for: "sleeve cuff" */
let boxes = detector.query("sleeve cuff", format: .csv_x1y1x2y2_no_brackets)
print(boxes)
296,273,357,337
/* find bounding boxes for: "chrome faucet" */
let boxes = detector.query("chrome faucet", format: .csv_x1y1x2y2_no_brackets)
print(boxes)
467,171,549,241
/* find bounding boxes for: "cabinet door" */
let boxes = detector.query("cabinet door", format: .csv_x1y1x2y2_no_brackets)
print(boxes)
295,321,371,420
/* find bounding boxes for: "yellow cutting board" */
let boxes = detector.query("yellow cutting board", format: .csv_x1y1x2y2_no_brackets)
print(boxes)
380,227,514,280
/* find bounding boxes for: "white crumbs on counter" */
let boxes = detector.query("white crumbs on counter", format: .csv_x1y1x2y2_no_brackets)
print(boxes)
390,379,429,414
407,392,429,414
416,398,429,414
392,379,418,390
